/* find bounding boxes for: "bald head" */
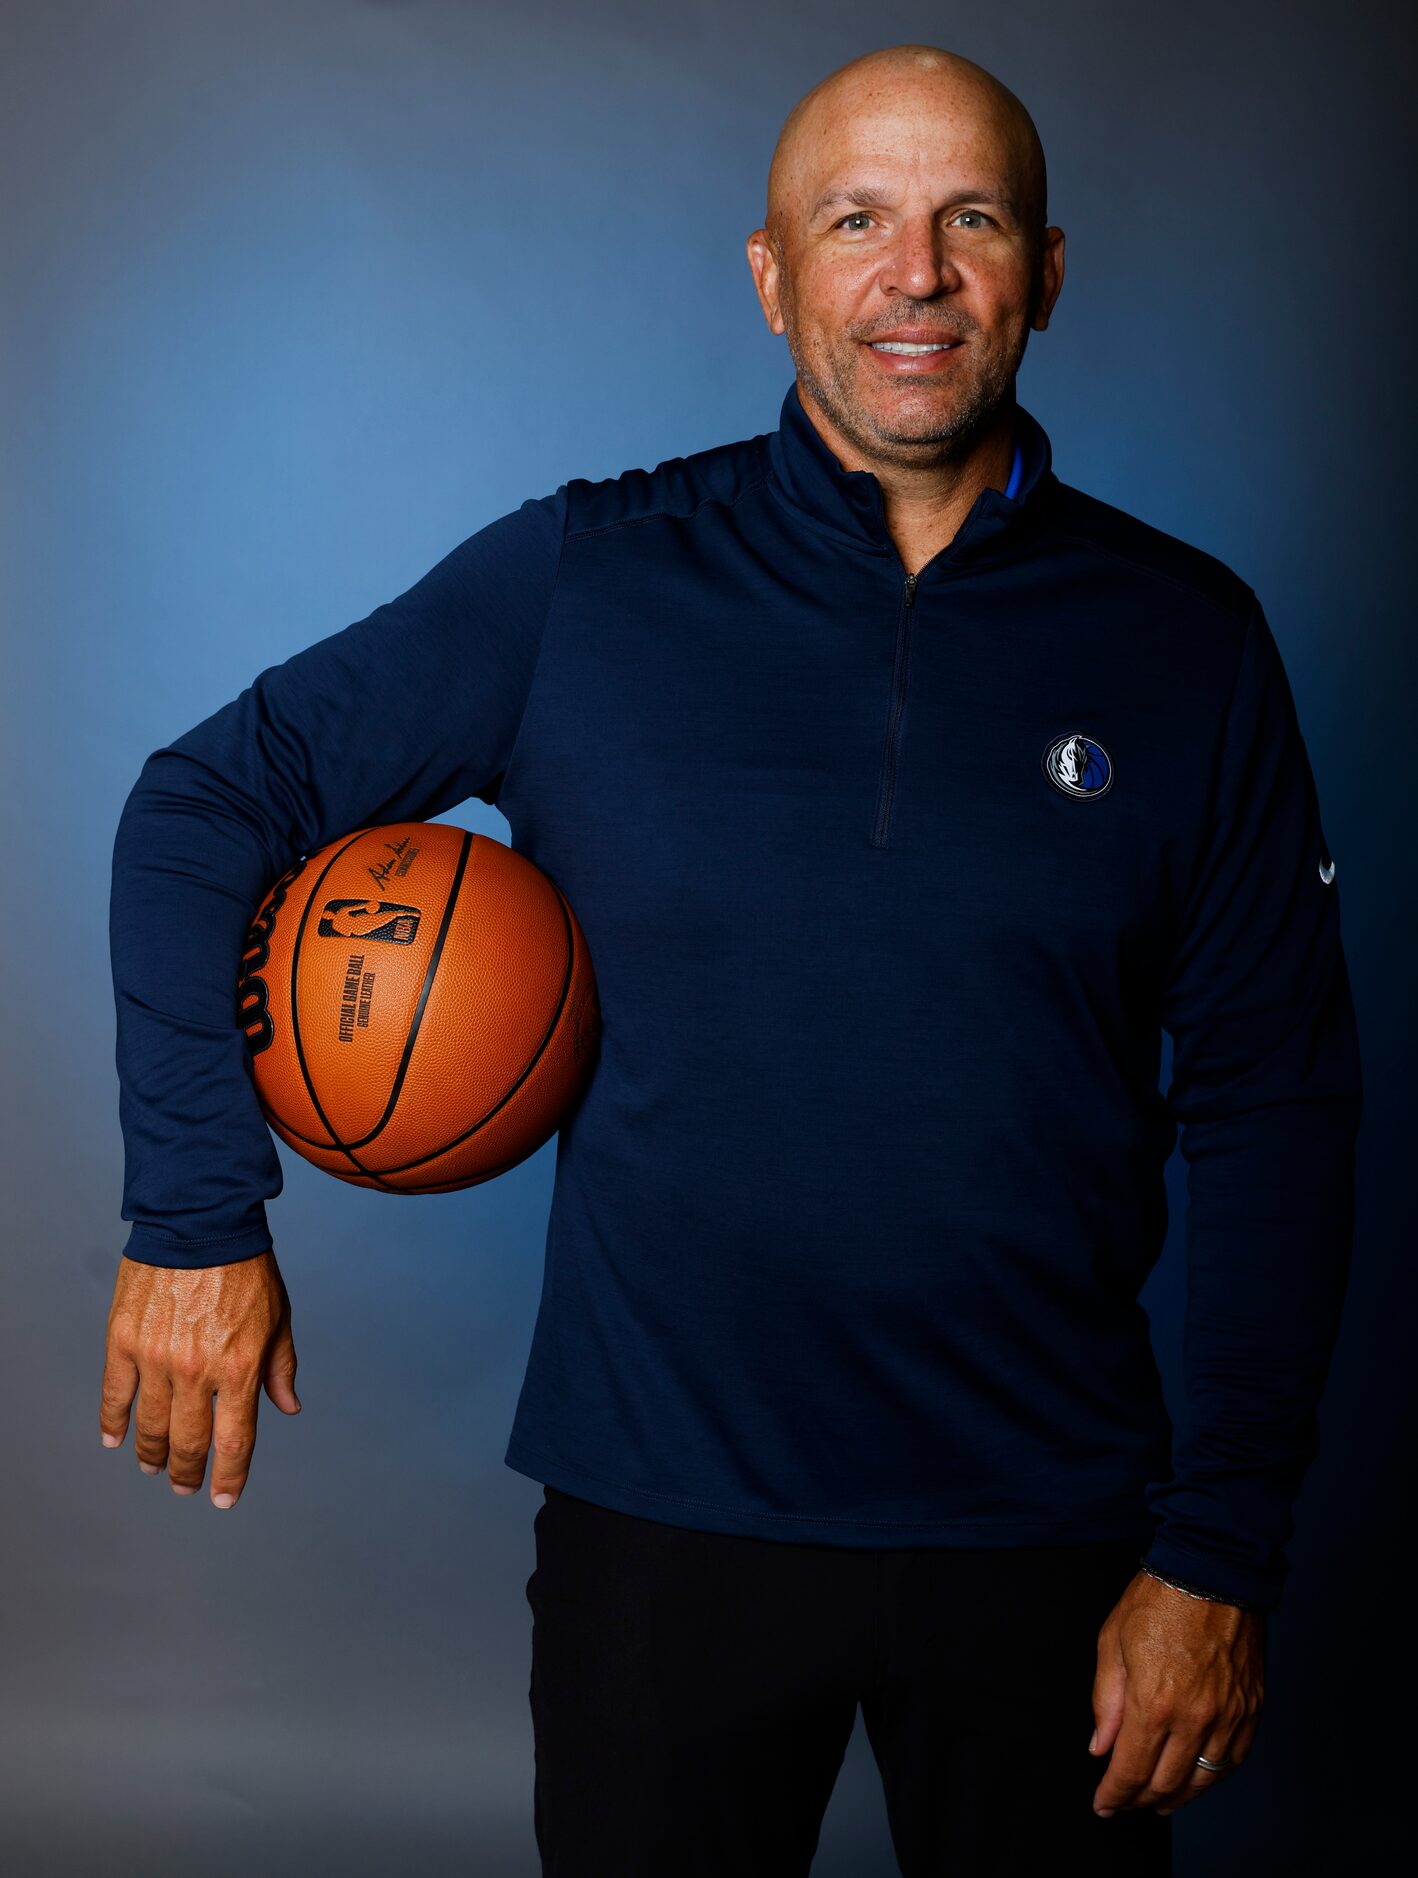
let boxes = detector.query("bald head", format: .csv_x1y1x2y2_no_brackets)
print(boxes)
765,44,1048,263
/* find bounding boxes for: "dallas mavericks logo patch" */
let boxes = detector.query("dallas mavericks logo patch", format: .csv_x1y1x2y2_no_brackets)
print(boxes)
1042,731,1114,799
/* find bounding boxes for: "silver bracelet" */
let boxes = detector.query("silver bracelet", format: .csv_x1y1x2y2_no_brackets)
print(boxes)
1138,1557,1261,1614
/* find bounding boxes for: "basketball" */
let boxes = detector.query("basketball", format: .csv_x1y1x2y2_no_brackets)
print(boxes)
235,822,602,1193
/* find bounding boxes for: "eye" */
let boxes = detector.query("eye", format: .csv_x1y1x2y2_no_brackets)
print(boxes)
832,207,996,233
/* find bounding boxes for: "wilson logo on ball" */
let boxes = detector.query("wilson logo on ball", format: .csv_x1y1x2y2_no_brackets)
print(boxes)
237,854,309,1056
317,898,421,945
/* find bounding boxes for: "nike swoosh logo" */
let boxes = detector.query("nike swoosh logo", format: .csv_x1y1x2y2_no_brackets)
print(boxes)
1319,858,1336,884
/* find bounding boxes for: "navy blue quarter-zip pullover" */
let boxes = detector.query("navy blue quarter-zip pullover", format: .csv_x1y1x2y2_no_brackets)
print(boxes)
110,379,1362,1612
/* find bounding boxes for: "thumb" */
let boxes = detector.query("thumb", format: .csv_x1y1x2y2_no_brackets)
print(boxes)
1090,1634,1127,1756
263,1321,302,1415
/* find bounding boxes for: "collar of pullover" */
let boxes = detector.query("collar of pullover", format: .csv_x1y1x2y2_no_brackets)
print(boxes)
765,376,1055,569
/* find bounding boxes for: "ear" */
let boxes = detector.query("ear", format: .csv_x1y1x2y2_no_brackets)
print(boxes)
745,228,787,337
1030,226,1065,333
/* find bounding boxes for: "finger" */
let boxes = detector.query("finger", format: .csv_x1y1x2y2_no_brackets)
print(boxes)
1144,1724,1223,1808
1089,1632,1127,1757
99,1343,140,1449
1156,1719,1249,1814
1154,1763,1234,1813
133,1365,174,1475
165,1374,214,1496
262,1316,301,1415
1092,1698,1169,1814
209,1374,260,1509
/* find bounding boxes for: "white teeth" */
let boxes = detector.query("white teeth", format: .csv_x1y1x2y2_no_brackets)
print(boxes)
871,341,955,354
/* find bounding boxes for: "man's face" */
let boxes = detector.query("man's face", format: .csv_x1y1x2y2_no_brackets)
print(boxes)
748,82,1062,464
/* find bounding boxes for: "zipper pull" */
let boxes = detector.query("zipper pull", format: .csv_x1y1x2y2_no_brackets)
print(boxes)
903,572,918,608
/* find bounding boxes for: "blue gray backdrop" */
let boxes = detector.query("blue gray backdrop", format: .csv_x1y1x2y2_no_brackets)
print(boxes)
3,1,1410,1871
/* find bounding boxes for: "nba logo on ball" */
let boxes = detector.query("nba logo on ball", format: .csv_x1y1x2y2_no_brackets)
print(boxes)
1042,731,1114,799
317,898,421,945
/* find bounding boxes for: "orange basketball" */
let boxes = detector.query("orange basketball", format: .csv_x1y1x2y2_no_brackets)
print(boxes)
235,822,601,1192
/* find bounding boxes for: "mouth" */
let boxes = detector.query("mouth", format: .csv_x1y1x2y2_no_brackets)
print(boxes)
862,336,966,373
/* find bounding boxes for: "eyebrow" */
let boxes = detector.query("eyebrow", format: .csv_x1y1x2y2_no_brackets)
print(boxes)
807,182,1017,223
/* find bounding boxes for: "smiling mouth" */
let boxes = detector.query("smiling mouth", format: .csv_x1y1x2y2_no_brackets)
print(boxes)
862,338,966,372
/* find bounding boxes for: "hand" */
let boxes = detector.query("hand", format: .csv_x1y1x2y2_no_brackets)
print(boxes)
99,1248,301,1509
1088,1569,1265,1817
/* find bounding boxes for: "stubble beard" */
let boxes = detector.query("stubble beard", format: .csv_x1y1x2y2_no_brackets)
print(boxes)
781,291,1021,468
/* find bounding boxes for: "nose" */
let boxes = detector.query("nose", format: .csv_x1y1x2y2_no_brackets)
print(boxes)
876,216,965,300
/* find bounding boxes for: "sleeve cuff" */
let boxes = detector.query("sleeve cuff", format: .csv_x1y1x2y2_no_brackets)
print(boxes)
121,1221,274,1269
1141,1536,1283,1614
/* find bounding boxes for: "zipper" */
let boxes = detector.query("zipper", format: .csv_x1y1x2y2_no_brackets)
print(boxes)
870,570,918,847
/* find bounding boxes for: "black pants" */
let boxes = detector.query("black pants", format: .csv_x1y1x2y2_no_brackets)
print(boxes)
525,1485,1172,1876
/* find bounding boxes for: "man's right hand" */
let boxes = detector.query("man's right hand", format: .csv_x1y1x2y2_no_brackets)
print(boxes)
99,1248,301,1509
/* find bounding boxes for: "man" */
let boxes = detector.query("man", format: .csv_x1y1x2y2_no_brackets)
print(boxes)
102,41,1362,1876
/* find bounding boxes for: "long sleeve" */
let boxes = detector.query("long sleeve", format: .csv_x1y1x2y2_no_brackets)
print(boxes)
109,485,569,1269
1141,597,1363,1612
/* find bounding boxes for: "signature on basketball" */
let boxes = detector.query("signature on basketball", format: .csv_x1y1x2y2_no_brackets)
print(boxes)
367,835,418,890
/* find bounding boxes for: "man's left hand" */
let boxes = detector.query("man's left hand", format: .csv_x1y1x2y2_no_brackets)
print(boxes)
1089,1570,1266,1817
